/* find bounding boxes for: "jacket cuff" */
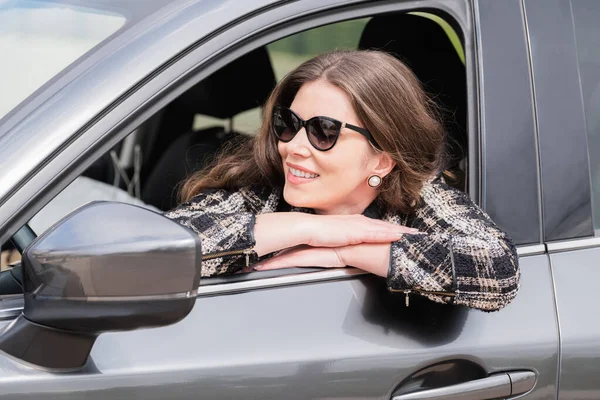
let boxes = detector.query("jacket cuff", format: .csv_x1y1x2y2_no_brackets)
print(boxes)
386,234,457,294
220,212,256,252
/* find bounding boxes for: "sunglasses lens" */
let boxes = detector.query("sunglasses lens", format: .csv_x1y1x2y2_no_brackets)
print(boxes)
308,119,339,150
272,108,299,142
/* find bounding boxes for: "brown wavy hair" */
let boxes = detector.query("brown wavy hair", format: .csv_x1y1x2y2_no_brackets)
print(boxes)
179,50,447,214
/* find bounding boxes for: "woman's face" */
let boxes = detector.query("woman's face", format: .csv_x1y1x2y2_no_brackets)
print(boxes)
277,80,393,215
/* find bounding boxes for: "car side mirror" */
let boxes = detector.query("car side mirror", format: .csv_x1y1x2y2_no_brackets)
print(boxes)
0,202,201,371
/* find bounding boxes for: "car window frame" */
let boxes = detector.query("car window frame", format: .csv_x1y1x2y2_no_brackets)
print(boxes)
0,0,545,302
0,0,474,244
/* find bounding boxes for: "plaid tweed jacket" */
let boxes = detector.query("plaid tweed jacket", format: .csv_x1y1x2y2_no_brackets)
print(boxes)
164,181,520,312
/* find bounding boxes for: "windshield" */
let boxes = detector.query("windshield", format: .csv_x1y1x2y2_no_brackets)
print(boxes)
0,1,126,120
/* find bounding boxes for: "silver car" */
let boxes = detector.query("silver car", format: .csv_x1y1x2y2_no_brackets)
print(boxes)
0,0,598,398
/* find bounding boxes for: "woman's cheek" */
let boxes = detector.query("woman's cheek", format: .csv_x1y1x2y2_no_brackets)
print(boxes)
277,142,286,159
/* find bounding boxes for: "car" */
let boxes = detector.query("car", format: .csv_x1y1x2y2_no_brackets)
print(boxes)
0,0,598,398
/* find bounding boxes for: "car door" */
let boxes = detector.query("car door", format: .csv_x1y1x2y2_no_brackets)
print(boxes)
525,1,600,399
0,0,558,399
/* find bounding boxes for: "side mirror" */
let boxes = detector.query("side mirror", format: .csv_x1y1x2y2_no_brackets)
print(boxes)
0,202,201,371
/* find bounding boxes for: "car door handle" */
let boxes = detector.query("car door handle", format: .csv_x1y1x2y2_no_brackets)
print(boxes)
392,371,536,400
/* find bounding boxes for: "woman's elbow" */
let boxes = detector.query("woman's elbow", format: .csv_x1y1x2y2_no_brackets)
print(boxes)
455,244,521,312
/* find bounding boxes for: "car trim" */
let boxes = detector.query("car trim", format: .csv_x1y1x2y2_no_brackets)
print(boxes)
34,290,198,302
0,307,23,321
521,0,545,244
195,268,368,297
516,244,545,256
546,236,600,253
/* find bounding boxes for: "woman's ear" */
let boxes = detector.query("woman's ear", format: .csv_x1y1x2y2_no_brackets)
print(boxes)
371,152,396,178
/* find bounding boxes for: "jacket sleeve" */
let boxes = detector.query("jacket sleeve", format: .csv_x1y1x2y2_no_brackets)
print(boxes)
387,181,520,312
163,187,276,277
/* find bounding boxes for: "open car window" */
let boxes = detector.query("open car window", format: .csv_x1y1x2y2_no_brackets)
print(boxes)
1,10,469,286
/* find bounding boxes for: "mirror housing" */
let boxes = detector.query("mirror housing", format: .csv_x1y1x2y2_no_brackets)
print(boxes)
0,202,201,371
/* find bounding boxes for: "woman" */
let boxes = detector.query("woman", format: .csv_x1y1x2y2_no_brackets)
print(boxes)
165,50,520,312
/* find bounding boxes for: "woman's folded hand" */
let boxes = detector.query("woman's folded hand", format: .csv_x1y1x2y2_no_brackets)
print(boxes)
253,245,345,271
253,242,392,278
300,214,418,247
254,212,417,257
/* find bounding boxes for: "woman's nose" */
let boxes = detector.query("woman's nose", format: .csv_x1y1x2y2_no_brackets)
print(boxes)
286,127,312,157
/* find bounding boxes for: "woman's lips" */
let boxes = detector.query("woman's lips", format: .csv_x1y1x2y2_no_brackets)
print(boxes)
286,162,318,175
286,169,319,185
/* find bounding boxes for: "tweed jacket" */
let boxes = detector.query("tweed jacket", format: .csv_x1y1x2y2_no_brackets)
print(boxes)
164,181,520,312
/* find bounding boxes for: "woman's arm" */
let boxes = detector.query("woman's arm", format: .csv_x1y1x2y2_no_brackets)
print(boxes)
383,181,520,312
164,187,272,277
165,186,415,277
255,182,520,312
254,213,417,257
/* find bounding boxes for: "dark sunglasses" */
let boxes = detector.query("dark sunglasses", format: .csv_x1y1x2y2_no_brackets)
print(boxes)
271,106,380,151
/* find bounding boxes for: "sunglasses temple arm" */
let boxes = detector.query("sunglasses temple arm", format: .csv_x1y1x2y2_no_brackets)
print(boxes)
345,122,381,149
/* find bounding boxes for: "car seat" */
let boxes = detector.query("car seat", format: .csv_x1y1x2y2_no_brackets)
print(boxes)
142,46,276,210
358,13,467,185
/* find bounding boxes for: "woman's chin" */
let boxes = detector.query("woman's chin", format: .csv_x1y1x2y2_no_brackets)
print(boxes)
283,186,319,209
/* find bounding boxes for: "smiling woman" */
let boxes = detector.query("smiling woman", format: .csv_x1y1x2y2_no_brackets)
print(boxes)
165,50,520,312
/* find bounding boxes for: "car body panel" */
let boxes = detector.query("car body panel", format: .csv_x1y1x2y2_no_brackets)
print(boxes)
549,248,600,400
0,255,555,399
524,1,600,399
0,0,593,398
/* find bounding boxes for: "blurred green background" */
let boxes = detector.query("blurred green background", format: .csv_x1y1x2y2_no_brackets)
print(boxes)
268,18,371,80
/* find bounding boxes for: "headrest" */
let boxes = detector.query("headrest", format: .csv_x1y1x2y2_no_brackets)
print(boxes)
359,13,467,162
177,46,276,119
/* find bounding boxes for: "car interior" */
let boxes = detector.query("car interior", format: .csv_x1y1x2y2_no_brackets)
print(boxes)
0,10,467,291
81,11,467,214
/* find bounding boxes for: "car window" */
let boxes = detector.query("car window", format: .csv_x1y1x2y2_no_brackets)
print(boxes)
1,10,470,276
0,1,126,120
572,0,600,230
192,19,371,135
192,14,463,139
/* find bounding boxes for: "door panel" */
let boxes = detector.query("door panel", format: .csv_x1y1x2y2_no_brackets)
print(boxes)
527,1,600,398
0,255,556,399
0,0,559,398
550,248,600,400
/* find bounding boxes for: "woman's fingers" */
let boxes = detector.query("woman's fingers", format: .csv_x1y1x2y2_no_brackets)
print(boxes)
254,246,344,271
349,218,420,244
359,230,408,243
304,214,421,248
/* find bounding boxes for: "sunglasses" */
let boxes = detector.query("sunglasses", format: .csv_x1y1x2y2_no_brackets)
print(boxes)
271,106,380,151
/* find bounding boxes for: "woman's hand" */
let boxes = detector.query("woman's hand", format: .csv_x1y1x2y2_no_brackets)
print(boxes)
254,246,345,270
254,212,417,257
302,214,418,248
254,242,392,278
254,212,418,256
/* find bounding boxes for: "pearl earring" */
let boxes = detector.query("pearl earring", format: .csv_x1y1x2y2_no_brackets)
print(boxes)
367,175,382,188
